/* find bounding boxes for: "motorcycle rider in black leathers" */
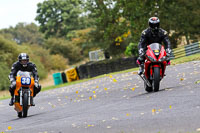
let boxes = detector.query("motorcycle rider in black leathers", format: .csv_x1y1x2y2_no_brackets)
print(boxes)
137,17,172,75
9,53,41,106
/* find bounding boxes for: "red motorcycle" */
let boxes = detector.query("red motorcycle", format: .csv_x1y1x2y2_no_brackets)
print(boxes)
139,43,169,92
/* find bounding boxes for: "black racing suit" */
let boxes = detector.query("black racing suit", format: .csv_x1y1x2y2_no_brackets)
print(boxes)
9,61,41,97
138,27,171,63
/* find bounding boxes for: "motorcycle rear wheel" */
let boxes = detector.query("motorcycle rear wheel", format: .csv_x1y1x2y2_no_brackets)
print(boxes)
153,67,160,92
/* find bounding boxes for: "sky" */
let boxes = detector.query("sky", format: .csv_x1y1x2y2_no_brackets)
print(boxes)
0,0,44,29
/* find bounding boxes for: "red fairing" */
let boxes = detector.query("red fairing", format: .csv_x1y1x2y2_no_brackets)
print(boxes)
158,45,166,60
146,45,158,61
144,61,151,79
144,43,167,79
162,61,167,77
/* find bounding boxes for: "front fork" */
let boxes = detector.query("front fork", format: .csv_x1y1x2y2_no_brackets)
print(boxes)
19,88,31,106
139,74,152,87
20,89,22,106
140,63,162,87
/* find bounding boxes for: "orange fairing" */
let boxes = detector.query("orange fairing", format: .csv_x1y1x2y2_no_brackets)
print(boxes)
14,74,34,113
30,77,34,97
14,76,34,96
14,103,22,112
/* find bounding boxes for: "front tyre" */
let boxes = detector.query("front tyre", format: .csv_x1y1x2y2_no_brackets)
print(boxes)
153,67,160,92
22,92,29,117
144,80,153,92
18,112,22,118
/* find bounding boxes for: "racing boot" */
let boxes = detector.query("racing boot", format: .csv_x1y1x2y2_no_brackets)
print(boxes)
30,97,35,106
138,63,144,75
9,97,14,106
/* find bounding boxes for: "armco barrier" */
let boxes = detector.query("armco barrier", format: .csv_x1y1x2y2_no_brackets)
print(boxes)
171,42,200,59
77,57,138,79
185,42,200,56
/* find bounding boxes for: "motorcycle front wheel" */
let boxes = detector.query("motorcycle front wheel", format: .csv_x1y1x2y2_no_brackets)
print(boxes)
153,67,160,92
22,92,29,117
144,80,153,92
18,112,22,118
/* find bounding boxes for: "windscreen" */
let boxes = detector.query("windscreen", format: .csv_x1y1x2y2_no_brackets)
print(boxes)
17,71,31,78
149,43,161,50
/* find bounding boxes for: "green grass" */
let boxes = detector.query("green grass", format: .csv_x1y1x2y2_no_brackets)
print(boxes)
1,53,199,100
42,67,139,91
171,53,200,65
0,95,10,101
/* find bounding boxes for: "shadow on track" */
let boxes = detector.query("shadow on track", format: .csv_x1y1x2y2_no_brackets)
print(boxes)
5,112,46,122
130,85,184,99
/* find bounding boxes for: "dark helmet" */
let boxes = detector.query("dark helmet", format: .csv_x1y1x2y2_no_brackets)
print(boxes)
18,53,29,67
148,17,160,34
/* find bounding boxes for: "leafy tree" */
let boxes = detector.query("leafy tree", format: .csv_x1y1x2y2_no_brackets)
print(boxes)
85,0,133,56
84,0,166,56
68,28,95,57
157,0,200,46
35,0,83,38
84,0,200,56
0,23,44,45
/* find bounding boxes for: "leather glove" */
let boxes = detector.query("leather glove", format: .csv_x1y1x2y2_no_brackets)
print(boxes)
167,61,171,65
34,80,39,88
10,81,16,88
166,48,172,57
139,48,145,56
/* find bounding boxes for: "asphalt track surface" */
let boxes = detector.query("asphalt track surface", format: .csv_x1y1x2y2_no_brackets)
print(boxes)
0,61,200,133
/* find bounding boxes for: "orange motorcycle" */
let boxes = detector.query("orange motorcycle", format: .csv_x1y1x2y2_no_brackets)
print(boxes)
14,71,34,118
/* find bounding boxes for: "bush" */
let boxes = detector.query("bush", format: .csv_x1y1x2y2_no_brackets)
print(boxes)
45,38,83,64
0,63,10,90
0,35,70,90
51,54,69,70
18,44,68,79
125,42,138,57
0,36,19,90
0,36,19,66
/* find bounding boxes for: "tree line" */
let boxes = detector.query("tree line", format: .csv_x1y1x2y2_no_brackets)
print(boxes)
36,0,200,55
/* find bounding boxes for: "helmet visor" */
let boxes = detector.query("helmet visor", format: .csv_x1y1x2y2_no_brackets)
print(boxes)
20,59,28,65
149,23,159,29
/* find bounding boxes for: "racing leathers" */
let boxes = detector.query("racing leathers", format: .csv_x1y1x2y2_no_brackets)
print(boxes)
137,27,171,75
9,61,41,105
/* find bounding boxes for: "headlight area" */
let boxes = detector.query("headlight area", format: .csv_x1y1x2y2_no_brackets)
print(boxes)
158,56,166,62
146,55,157,62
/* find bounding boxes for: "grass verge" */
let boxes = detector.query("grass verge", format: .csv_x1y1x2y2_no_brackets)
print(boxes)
42,67,139,91
171,53,200,65
1,53,199,100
